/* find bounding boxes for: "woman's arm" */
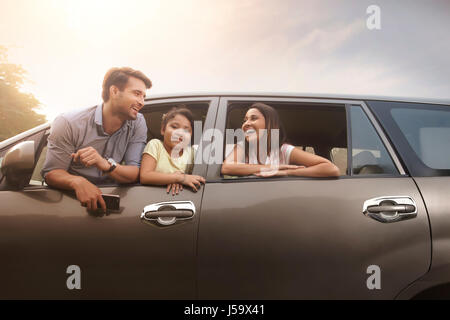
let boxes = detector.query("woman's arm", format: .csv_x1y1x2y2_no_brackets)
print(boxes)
140,154,183,185
286,148,340,177
221,144,269,176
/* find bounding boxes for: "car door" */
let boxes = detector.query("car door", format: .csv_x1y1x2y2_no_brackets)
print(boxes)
197,96,431,299
0,96,218,299
367,100,450,299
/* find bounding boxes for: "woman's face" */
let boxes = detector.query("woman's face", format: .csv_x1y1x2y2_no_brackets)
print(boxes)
161,114,192,150
242,108,266,142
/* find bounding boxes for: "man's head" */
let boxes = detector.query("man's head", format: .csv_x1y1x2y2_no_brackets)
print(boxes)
102,67,152,120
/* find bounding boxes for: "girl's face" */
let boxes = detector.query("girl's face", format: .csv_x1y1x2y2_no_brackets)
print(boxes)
242,108,266,142
161,114,192,150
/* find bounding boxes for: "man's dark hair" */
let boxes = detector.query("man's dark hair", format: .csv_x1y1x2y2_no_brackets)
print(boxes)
102,67,152,102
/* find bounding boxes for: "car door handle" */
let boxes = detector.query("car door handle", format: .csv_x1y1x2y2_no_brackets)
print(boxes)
144,210,193,218
141,200,195,226
366,204,416,214
363,196,417,223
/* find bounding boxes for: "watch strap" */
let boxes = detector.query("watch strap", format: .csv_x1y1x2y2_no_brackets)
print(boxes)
104,158,117,173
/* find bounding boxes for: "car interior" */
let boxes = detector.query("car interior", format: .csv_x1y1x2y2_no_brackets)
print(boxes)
224,102,348,176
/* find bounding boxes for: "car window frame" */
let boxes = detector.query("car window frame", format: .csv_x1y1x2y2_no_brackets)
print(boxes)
206,96,407,182
367,100,450,177
346,103,405,177
64,96,220,189
2,97,220,191
141,96,219,180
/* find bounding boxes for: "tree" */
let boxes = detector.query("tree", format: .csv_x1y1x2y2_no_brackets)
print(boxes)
0,46,46,141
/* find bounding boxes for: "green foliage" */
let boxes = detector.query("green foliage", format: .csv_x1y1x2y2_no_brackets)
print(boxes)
0,46,46,141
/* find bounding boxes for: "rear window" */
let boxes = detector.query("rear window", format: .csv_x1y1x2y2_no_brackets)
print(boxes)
367,100,450,177
391,108,450,170
223,101,347,178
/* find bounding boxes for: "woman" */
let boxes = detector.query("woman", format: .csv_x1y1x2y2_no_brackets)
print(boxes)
221,102,340,177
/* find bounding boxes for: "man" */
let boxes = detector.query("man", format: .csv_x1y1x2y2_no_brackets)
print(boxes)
42,67,152,212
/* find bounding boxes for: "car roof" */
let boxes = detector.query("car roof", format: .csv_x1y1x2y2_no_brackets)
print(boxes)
145,92,450,106
2,92,449,148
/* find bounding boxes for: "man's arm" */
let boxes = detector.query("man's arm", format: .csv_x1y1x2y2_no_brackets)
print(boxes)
45,169,106,212
71,147,139,183
105,163,139,183
42,115,106,211
69,115,147,184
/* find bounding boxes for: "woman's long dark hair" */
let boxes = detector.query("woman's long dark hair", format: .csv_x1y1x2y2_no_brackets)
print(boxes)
244,102,287,164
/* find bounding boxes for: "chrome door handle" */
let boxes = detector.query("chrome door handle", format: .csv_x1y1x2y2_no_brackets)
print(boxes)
366,204,416,214
141,200,195,226
363,196,417,223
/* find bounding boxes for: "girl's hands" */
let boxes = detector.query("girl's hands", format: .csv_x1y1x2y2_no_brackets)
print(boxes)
167,183,183,196
182,174,206,192
167,172,206,195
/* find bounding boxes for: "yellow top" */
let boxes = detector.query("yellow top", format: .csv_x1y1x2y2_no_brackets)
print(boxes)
143,139,194,174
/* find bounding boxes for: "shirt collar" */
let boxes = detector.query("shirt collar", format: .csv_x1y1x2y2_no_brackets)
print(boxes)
94,103,132,134
94,103,103,126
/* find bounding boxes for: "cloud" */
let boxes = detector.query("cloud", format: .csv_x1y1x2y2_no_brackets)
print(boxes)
0,0,449,120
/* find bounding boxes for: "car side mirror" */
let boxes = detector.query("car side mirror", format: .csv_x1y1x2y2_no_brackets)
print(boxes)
0,141,35,190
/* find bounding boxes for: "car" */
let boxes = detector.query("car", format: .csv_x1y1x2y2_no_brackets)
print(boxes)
0,92,449,299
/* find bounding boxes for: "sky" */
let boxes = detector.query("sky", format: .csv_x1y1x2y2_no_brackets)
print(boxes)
0,0,449,121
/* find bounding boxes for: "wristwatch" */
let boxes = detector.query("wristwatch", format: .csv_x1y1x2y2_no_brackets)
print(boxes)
104,158,117,174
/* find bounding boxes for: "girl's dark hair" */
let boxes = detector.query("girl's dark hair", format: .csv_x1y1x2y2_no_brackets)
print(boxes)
245,102,287,163
161,105,194,142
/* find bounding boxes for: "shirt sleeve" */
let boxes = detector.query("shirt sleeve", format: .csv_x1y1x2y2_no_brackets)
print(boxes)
281,144,295,164
142,139,161,162
41,115,76,179
122,115,148,167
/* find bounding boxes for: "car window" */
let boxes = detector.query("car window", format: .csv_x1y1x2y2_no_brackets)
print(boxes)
391,108,450,170
222,101,347,178
331,147,347,175
0,129,47,187
30,145,48,185
28,103,211,188
142,102,209,146
350,106,398,175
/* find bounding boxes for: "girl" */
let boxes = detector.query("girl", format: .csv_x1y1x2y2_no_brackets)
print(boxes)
140,107,205,194
221,102,340,177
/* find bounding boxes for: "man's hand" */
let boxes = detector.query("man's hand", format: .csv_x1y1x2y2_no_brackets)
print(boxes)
72,147,109,171
71,176,106,212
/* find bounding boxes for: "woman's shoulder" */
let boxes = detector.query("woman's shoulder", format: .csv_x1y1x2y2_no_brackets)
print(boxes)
280,143,295,164
281,143,295,152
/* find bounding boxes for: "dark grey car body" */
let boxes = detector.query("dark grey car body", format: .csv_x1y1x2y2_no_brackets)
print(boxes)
0,93,449,299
